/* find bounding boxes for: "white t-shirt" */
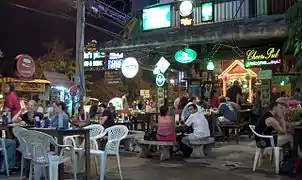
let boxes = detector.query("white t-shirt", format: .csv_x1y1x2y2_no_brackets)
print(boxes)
173,97,180,109
185,111,210,139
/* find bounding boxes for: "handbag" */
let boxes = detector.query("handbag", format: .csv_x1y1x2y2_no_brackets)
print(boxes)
143,128,157,141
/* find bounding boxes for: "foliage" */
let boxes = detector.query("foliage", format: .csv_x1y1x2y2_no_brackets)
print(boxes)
86,78,128,102
284,1,302,70
35,40,76,79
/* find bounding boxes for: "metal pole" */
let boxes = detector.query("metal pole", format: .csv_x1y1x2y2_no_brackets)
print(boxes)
76,0,86,103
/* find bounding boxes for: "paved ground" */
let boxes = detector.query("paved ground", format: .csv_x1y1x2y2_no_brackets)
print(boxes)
0,136,299,180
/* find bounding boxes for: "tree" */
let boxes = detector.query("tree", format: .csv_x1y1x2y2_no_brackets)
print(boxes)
35,40,76,79
285,1,302,70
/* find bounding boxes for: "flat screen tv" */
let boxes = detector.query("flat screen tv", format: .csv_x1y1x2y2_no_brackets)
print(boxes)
142,5,171,31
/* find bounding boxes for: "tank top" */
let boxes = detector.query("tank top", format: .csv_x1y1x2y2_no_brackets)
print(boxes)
157,116,174,137
254,111,275,141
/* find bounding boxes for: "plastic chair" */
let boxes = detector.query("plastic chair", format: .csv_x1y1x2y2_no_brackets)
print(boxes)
12,126,29,180
94,125,129,180
63,124,105,172
0,138,9,176
19,130,77,180
249,125,283,174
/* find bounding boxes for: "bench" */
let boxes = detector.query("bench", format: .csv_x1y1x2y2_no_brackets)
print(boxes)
137,139,174,161
123,131,144,152
189,137,215,158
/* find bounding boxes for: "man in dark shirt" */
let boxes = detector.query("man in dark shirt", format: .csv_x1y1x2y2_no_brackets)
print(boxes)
99,104,115,128
226,80,242,105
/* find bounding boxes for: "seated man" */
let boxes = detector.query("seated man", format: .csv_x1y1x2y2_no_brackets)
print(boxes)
181,104,210,157
218,96,237,122
0,138,17,174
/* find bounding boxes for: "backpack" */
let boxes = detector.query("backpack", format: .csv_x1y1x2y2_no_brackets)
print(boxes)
280,153,302,177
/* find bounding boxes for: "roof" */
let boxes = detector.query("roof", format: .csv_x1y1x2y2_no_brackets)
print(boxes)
218,60,258,79
0,77,51,84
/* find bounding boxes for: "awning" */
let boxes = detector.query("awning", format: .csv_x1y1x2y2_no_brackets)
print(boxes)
0,77,51,84
43,71,70,87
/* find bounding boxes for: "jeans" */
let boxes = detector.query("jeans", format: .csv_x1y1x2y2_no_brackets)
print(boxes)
181,134,209,148
0,139,16,171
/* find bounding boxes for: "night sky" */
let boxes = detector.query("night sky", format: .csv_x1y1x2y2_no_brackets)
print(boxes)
0,0,126,61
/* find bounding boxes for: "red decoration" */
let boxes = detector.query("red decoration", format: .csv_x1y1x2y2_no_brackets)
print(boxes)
223,74,230,82
69,85,80,97
16,54,36,78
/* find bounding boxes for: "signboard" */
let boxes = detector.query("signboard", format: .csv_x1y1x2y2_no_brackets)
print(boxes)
16,54,36,78
84,51,105,71
258,70,272,80
156,57,170,73
105,71,122,84
261,80,271,107
143,5,171,31
140,89,150,99
14,83,45,92
244,47,282,68
201,2,214,22
175,48,197,64
157,87,165,110
156,73,166,87
179,1,194,26
121,57,139,78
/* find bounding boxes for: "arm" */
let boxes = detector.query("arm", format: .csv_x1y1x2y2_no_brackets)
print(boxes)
12,110,23,123
265,117,286,135
100,116,108,125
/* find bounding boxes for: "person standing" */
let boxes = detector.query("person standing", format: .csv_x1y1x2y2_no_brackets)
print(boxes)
3,84,21,119
122,93,129,110
226,80,242,106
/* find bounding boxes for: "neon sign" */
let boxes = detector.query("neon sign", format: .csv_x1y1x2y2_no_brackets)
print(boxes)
179,1,193,26
244,47,282,68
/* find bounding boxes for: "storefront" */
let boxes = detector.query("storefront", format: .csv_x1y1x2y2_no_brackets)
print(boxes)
218,60,258,103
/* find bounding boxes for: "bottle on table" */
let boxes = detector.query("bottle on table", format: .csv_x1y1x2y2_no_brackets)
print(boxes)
35,116,41,128
43,113,50,128
58,113,64,129
2,111,8,126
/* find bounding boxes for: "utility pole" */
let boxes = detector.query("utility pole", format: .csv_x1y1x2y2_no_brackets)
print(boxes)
76,0,86,103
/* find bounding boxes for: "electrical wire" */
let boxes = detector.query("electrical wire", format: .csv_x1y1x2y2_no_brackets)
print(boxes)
5,2,122,39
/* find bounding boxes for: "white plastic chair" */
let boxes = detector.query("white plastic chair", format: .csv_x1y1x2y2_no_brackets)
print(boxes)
12,126,28,180
0,138,9,176
94,125,129,180
249,125,283,174
63,124,105,172
19,130,77,180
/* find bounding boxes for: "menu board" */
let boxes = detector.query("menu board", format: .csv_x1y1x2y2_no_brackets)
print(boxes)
261,80,271,107
140,89,150,99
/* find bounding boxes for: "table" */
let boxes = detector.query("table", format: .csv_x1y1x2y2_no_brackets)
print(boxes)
30,128,91,180
0,124,35,138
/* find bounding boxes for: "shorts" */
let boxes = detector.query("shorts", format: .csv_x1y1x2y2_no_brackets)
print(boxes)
156,132,176,142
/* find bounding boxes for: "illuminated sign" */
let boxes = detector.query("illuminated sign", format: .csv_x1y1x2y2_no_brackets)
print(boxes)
201,2,214,22
121,57,139,78
180,1,193,26
143,5,171,31
84,51,105,71
156,73,166,87
156,57,170,73
244,47,282,68
175,48,197,63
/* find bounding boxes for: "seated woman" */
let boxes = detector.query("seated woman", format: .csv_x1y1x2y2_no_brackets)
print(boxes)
73,106,90,127
156,106,176,142
255,98,296,149
16,100,43,125
218,96,237,122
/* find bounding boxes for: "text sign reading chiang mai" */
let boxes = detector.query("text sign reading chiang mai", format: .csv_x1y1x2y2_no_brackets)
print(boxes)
244,47,282,68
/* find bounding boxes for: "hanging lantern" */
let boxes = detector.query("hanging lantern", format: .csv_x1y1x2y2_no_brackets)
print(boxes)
223,74,230,82
245,73,251,81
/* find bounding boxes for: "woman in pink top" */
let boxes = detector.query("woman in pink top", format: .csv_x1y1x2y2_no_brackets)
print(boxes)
156,106,176,142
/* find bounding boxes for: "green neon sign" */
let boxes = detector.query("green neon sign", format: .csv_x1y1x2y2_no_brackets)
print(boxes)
175,48,197,64
156,73,165,87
